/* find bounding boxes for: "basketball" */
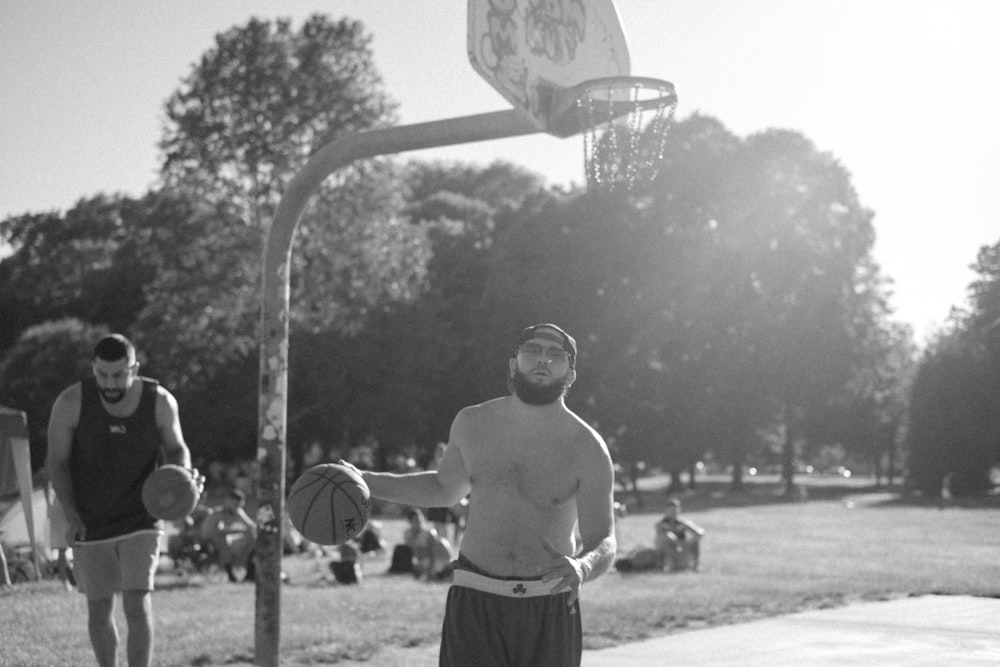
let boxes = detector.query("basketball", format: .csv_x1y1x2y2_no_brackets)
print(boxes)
288,463,370,546
142,464,200,521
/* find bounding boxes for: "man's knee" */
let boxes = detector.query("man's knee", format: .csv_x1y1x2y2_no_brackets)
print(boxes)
122,590,152,621
87,597,115,625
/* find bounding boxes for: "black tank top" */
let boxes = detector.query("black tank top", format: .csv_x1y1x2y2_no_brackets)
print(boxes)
71,377,163,540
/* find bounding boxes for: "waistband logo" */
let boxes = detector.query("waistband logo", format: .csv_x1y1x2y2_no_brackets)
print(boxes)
109,424,127,435
512,583,526,595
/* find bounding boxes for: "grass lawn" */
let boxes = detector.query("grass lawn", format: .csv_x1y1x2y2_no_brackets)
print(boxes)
2,475,998,666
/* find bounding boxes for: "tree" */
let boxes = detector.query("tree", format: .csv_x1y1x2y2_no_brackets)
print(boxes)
964,240,1000,471
907,238,1000,496
0,319,108,469
401,161,547,435
469,114,891,495
966,241,1000,358
160,15,398,220
907,340,997,496
279,160,545,470
0,196,156,355
143,15,429,397
721,129,879,491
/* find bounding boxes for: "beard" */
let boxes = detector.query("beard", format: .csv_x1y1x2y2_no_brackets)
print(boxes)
99,388,126,404
509,368,569,405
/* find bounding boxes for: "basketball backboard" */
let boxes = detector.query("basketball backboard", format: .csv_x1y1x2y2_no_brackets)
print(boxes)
468,0,631,135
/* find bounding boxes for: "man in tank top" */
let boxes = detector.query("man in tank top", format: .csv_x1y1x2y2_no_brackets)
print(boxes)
47,334,198,667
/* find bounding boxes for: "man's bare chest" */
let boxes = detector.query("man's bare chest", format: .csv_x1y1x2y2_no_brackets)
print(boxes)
469,436,580,509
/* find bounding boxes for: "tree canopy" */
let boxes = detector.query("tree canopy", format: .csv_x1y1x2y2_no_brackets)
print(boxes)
8,13,993,495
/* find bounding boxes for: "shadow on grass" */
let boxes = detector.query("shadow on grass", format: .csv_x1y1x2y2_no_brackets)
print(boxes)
154,576,213,591
618,475,1000,515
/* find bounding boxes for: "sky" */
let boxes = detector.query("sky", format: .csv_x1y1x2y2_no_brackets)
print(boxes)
2,1,998,346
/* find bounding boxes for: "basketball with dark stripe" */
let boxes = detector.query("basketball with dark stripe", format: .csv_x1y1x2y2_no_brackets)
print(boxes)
288,463,371,546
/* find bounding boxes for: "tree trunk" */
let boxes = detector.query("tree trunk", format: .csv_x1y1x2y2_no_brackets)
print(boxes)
873,451,884,489
887,447,896,488
730,420,746,492
781,401,797,495
629,462,643,508
667,467,684,494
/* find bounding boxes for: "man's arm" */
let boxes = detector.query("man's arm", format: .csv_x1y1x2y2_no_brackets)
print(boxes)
542,428,617,606
155,387,192,469
46,386,84,543
355,412,472,508
570,433,617,583
681,517,705,539
236,508,258,538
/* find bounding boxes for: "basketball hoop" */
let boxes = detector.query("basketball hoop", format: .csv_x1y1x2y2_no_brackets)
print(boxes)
573,77,677,191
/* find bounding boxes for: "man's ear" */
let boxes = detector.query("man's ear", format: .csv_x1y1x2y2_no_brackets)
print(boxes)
565,368,577,387
508,357,517,377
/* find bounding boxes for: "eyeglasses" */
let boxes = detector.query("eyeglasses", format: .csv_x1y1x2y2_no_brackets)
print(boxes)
517,343,570,364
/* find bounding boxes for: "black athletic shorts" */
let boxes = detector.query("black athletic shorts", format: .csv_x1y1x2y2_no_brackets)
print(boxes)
439,555,582,667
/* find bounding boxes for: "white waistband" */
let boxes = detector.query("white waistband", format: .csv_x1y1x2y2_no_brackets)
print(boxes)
75,528,163,546
452,568,558,598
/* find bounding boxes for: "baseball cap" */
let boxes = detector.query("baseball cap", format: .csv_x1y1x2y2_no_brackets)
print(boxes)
514,323,577,367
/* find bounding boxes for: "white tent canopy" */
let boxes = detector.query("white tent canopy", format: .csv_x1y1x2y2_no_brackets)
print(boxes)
0,488,54,557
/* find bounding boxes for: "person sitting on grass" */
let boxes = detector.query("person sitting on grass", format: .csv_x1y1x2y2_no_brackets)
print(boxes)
403,507,455,581
614,498,705,573
328,540,363,585
356,519,387,555
206,489,257,582
654,498,705,571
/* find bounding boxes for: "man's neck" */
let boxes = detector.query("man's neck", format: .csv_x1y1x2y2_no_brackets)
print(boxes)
509,394,566,417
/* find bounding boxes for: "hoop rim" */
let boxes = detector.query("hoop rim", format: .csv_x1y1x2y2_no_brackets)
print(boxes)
544,75,677,138
573,76,676,101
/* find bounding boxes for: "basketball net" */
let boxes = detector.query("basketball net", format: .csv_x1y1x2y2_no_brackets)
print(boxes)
575,77,677,192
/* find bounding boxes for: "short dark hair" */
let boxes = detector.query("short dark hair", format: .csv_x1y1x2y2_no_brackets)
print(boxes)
93,334,136,363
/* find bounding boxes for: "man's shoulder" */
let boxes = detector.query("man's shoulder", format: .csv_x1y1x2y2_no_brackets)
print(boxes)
53,383,83,408
457,396,508,418
46,384,83,430
146,379,177,404
564,408,607,444
560,411,611,470
141,377,164,395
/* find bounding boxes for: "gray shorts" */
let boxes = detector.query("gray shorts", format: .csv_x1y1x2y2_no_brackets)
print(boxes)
73,531,160,600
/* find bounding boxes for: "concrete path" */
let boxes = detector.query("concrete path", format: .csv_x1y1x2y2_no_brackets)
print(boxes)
349,595,1000,666
581,595,1000,666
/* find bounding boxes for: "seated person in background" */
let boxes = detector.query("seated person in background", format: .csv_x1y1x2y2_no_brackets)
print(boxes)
329,540,363,584
206,489,257,582
403,507,455,581
654,498,705,571
424,505,455,544
614,498,705,573
356,519,387,555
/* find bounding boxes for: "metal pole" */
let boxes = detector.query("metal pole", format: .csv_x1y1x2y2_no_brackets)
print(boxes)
254,108,541,666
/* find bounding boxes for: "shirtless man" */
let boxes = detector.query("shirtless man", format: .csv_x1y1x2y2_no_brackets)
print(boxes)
348,324,616,666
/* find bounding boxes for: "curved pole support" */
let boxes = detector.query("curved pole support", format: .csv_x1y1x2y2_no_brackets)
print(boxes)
253,108,541,666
